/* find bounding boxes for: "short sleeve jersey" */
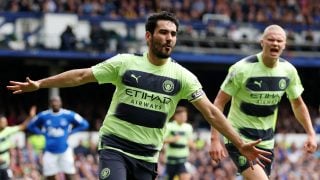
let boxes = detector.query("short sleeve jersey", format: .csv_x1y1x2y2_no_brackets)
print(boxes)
164,121,193,164
92,52,204,162
28,109,89,153
0,126,20,168
221,53,303,149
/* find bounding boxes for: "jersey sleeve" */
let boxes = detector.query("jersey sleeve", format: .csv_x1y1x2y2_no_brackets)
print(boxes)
180,70,204,102
91,54,124,84
286,67,304,99
27,114,45,134
69,112,89,134
220,64,241,96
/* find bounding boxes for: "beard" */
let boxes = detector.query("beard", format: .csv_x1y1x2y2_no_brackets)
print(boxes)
150,39,172,59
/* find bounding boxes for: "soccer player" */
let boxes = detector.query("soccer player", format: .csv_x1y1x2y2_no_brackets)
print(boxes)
27,96,89,180
7,12,271,179
0,106,36,180
164,106,194,180
209,24,317,180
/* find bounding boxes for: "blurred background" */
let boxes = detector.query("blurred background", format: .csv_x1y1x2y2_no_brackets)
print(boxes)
1,0,320,179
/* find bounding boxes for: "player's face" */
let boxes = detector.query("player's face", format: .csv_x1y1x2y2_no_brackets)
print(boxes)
0,117,8,130
50,98,62,112
261,29,286,60
174,111,188,124
148,20,177,59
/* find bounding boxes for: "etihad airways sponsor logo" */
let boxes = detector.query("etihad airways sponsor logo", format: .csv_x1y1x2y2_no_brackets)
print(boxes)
250,93,282,105
125,88,172,104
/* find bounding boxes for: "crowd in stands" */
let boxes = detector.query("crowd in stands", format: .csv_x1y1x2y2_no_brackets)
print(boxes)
0,0,320,53
1,0,320,25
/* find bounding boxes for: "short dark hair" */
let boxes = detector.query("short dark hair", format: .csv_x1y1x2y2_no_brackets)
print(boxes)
145,11,179,34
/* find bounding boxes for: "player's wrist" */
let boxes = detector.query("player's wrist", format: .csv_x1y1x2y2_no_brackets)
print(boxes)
210,136,220,142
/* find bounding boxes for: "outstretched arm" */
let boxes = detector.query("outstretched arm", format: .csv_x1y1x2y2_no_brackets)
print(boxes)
19,105,37,131
290,96,317,153
7,68,97,94
192,95,271,165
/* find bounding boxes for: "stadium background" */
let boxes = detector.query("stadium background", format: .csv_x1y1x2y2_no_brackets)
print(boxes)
1,0,320,179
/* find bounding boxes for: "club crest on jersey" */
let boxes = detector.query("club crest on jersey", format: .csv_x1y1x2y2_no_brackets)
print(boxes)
100,168,111,179
279,79,287,90
238,155,247,166
163,80,174,93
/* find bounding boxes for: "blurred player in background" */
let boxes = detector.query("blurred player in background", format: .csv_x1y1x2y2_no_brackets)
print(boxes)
7,11,271,179
27,96,89,180
0,106,36,180
164,106,195,180
210,24,317,180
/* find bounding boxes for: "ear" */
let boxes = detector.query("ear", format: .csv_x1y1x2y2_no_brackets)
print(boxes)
260,39,263,47
145,31,151,41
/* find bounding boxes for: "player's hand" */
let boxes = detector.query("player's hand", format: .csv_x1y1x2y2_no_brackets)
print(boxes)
7,77,40,94
209,139,227,163
304,135,317,153
238,139,272,169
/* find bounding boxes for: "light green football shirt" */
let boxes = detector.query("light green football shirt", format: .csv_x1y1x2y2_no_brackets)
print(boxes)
92,52,204,162
164,121,193,164
221,52,303,149
0,126,20,168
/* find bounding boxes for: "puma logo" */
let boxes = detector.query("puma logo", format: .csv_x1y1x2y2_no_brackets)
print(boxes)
254,80,262,88
131,74,141,83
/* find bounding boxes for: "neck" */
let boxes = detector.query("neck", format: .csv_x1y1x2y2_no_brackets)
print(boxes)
147,53,168,66
52,109,60,113
262,54,278,68
176,120,184,125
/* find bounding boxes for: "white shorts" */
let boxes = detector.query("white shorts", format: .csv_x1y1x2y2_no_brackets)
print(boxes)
42,147,76,176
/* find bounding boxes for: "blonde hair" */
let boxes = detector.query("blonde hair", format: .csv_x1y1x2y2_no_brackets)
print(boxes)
262,24,286,39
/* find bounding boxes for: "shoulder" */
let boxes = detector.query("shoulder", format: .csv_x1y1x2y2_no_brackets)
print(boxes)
120,53,143,58
228,55,257,75
166,121,175,128
184,123,193,130
234,55,259,67
97,53,143,65
2,126,20,135
169,59,187,70
37,110,51,117
278,57,297,70
61,109,73,114
170,59,197,78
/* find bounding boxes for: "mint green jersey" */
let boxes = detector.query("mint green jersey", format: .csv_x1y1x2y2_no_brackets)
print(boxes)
0,126,20,168
92,52,204,162
164,121,193,164
221,53,303,149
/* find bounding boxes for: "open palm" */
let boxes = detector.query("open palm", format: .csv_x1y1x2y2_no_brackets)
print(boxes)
7,77,39,94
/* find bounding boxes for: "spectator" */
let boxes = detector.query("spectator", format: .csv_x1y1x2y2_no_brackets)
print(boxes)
60,25,77,51
89,24,108,52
